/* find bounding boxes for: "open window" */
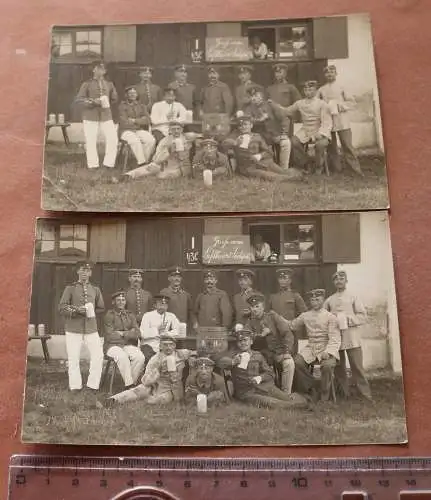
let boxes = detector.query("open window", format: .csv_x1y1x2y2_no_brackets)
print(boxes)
248,219,319,264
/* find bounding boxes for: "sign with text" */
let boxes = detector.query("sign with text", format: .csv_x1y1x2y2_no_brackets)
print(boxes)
202,235,251,265
205,37,252,62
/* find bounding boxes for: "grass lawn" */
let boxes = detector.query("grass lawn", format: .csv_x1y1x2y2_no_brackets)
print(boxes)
42,145,389,212
22,360,406,447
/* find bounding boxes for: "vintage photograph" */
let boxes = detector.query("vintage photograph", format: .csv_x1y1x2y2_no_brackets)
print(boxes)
23,211,406,446
42,13,389,212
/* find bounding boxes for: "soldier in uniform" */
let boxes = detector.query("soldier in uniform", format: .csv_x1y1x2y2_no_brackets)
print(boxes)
232,268,259,327
217,328,308,408
168,64,197,118
268,268,307,355
118,86,156,167
75,60,118,170
234,65,261,112
200,66,234,116
106,335,196,406
266,63,301,137
159,266,195,335
103,290,146,388
58,261,105,392
324,270,372,401
140,294,180,360
134,66,163,112
289,289,341,403
245,293,296,394
185,356,228,405
192,137,230,179
194,270,233,329
125,269,152,325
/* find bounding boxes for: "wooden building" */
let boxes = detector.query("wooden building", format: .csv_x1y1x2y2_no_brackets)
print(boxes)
30,213,360,335
48,17,349,122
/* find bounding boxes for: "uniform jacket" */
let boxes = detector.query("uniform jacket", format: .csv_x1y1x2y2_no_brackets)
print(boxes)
318,82,355,132
75,78,118,122
118,100,151,135
134,81,163,110
103,309,140,352
268,289,307,321
159,286,195,325
200,81,234,115
232,287,258,325
243,101,288,143
192,150,229,175
125,287,152,325
267,82,301,108
194,287,233,328
246,310,295,361
234,81,261,111
59,282,105,334
184,371,228,401
168,81,197,112
142,348,192,390
290,308,341,362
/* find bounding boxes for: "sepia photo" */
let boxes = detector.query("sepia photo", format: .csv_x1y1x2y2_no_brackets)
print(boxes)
23,211,406,446
42,13,389,212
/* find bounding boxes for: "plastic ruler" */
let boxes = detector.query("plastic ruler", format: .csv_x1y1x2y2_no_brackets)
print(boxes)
8,455,431,499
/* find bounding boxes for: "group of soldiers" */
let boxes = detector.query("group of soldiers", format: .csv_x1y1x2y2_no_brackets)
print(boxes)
59,260,373,412
75,60,364,183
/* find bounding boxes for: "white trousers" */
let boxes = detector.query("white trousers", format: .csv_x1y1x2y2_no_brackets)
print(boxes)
121,130,156,165
83,119,118,168
65,331,104,390
106,345,146,387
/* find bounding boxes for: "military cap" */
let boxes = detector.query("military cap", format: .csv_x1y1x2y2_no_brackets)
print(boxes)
235,327,254,340
236,268,255,279
159,334,177,343
236,113,253,123
238,65,253,73
332,270,347,280
207,66,219,74
139,65,153,72
175,64,187,72
276,268,294,278
128,268,144,277
153,294,170,304
201,137,219,147
168,120,184,128
168,266,183,277
125,85,138,93
246,292,265,305
303,80,318,89
111,290,126,300
273,63,289,72
203,269,217,279
75,260,93,271
307,288,326,298
323,64,337,73
195,357,215,368
91,60,106,70
246,84,264,96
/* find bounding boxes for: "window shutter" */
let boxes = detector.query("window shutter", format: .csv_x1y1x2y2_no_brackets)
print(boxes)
313,16,348,59
89,220,126,263
103,26,136,63
321,213,360,263
204,217,243,235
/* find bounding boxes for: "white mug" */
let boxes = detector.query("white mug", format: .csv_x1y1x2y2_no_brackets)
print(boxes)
85,302,95,318
166,355,176,372
203,169,213,187
337,312,348,330
238,352,251,370
174,138,185,152
197,394,207,414
100,95,110,109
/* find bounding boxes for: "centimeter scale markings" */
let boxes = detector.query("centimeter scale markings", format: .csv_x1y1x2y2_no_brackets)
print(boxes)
8,456,431,500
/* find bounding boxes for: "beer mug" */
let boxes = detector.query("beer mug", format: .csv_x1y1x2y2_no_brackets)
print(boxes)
166,355,177,372
48,113,56,125
238,352,251,370
197,394,207,414
203,169,213,187
57,114,65,124
100,95,110,109
37,324,45,337
337,312,348,330
174,138,185,152
28,324,36,337
328,100,339,115
85,302,95,318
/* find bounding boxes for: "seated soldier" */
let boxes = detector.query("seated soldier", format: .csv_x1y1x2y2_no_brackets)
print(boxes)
121,121,192,181
104,290,146,388
288,289,341,403
118,86,156,167
268,80,332,174
245,292,295,394
216,328,308,409
192,137,230,179
105,334,196,406
222,115,301,181
140,294,180,361
184,356,228,406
